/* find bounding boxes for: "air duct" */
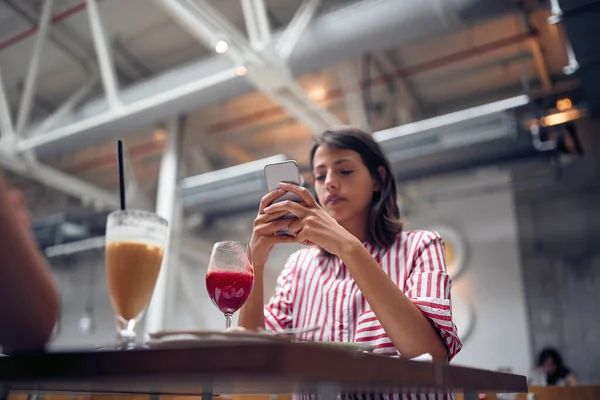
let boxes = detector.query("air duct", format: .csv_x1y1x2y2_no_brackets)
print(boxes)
182,96,557,217
182,154,287,215
21,0,516,157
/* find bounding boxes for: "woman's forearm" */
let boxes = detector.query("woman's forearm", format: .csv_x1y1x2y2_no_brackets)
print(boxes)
238,266,266,331
341,239,447,362
0,175,59,351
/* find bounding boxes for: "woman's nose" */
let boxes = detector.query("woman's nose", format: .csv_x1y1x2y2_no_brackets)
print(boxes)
324,173,338,188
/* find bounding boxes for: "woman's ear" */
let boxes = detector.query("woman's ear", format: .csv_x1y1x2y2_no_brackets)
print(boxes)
374,166,386,191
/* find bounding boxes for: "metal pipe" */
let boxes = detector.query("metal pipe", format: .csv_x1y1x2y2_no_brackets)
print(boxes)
15,0,54,136
85,0,121,109
548,0,563,23
373,95,530,143
562,37,579,75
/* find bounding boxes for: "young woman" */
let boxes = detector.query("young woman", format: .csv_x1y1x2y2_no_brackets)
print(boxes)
536,347,578,386
239,127,461,398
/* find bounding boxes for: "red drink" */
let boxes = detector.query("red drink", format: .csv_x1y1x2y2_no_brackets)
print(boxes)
205,269,254,315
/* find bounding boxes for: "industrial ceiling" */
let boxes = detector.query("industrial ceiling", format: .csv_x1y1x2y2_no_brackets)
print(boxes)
0,0,583,225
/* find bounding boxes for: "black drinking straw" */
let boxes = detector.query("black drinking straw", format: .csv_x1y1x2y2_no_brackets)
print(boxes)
117,140,126,210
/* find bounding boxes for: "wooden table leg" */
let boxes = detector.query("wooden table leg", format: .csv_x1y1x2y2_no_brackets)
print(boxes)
201,384,213,400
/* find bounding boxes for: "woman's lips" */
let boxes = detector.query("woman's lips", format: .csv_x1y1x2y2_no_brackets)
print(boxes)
326,195,345,206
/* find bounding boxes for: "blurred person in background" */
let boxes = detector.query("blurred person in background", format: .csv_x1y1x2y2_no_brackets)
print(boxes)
0,172,59,352
535,347,578,386
240,127,461,399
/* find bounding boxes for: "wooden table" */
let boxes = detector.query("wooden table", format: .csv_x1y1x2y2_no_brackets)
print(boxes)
0,341,527,400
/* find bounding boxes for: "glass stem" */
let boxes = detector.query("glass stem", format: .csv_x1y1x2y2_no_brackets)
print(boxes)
116,318,137,350
225,314,233,330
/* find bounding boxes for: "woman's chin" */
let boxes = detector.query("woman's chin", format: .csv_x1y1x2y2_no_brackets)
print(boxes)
327,209,350,223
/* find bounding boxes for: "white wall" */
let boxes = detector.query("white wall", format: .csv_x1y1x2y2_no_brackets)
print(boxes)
403,170,532,375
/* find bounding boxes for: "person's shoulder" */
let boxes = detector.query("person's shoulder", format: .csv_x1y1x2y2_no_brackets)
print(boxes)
395,229,444,249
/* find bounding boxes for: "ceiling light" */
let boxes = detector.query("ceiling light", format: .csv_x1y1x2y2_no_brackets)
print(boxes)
153,128,167,142
556,97,572,112
309,87,326,101
236,66,247,76
215,40,229,54
541,108,583,127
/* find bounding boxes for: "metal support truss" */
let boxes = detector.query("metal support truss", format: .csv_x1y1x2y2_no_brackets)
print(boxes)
0,149,118,209
153,0,341,134
240,0,272,50
0,19,116,210
0,67,14,138
85,0,121,109
276,0,321,59
14,0,54,137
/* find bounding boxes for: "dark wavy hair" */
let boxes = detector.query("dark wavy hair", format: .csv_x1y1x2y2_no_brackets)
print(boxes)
538,347,567,370
309,126,403,255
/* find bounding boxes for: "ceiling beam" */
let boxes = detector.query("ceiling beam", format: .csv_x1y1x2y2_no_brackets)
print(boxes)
240,0,272,50
85,0,122,110
14,0,54,137
336,62,370,131
0,66,14,138
17,67,240,153
276,0,320,59
153,0,341,134
31,75,98,135
0,149,119,209
373,52,420,124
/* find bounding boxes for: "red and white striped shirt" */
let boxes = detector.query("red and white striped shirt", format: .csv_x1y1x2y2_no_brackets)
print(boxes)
264,230,462,400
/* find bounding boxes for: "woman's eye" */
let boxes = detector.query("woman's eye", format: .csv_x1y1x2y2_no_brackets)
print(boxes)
314,175,325,181
341,170,353,175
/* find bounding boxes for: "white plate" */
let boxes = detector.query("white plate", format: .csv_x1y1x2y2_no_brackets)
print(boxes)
315,341,374,353
146,330,374,353
145,330,291,349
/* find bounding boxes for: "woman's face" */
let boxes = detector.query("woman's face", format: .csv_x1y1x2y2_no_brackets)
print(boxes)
312,144,379,226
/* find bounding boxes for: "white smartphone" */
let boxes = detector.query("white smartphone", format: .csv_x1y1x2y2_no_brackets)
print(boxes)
264,160,303,235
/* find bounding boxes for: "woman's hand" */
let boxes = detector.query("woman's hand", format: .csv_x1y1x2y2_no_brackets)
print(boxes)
249,189,297,268
263,183,356,256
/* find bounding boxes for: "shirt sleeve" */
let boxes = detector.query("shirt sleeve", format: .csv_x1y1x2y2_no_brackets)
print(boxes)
263,251,299,331
405,231,463,361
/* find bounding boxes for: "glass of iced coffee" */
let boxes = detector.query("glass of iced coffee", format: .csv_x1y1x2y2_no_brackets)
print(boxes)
105,210,168,349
